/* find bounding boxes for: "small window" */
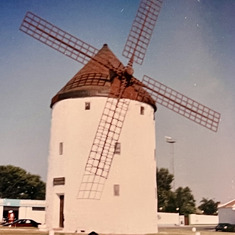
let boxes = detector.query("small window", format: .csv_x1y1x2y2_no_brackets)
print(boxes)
114,184,120,196
32,207,45,211
85,102,90,110
114,142,121,154
53,177,65,186
140,106,144,115
59,142,63,155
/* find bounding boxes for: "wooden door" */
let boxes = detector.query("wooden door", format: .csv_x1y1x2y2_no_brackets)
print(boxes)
59,195,64,228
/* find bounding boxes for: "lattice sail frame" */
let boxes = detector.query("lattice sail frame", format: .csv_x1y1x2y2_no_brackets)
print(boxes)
20,11,98,65
123,0,163,65
78,96,130,199
142,75,220,132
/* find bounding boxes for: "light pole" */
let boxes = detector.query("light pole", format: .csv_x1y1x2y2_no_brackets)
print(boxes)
165,136,176,190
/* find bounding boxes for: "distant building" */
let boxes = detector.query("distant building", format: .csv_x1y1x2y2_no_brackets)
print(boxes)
0,199,45,224
218,199,235,223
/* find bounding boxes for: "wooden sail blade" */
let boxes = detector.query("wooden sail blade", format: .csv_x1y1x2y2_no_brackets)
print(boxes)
20,11,98,65
141,75,220,132
78,97,130,199
122,0,163,65
78,80,129,199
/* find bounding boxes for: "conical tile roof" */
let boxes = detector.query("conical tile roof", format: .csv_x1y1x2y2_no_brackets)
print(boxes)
51,44,156,111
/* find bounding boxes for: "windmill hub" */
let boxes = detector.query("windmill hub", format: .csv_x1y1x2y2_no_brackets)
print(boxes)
124,65,134,76
124,65,134,84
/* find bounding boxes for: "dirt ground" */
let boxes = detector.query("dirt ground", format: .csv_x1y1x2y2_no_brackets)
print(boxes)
0,226,230,235
0,227,47,235
158,226,221,235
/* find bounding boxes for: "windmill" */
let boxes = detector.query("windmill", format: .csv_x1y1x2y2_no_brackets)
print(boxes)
20,0,220,234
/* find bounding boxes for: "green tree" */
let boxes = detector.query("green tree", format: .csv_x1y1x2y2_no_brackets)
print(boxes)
174,187,196,215
157,168,174,211
0,165,45,199
163,187,196,215
157,168,196,215
198,198,219,215
163,190,177,212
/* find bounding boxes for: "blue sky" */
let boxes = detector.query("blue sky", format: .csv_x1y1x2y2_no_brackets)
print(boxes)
0,0,235,205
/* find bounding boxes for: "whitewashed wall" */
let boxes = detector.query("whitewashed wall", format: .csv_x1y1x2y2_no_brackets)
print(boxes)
46,97,157,234
158,212,180,226
19,200,45,224
189,214,218,225
158,213,218,226
0,205,3,221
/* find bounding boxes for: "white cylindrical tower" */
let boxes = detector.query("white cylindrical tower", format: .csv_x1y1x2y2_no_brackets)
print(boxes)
45,44,158,234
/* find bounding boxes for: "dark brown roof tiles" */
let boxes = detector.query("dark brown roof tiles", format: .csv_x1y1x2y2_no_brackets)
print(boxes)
51,44,156,111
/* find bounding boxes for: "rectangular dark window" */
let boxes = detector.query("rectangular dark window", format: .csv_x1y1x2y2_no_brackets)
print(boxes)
53,177,65,186
32,207,45,211
59,142,63,155
114,142,121,154
59,195,64,228
114,184,120,196
140,106,144,115
85,102,90,110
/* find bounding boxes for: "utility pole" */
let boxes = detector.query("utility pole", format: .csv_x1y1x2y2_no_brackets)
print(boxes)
165,136,176,190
